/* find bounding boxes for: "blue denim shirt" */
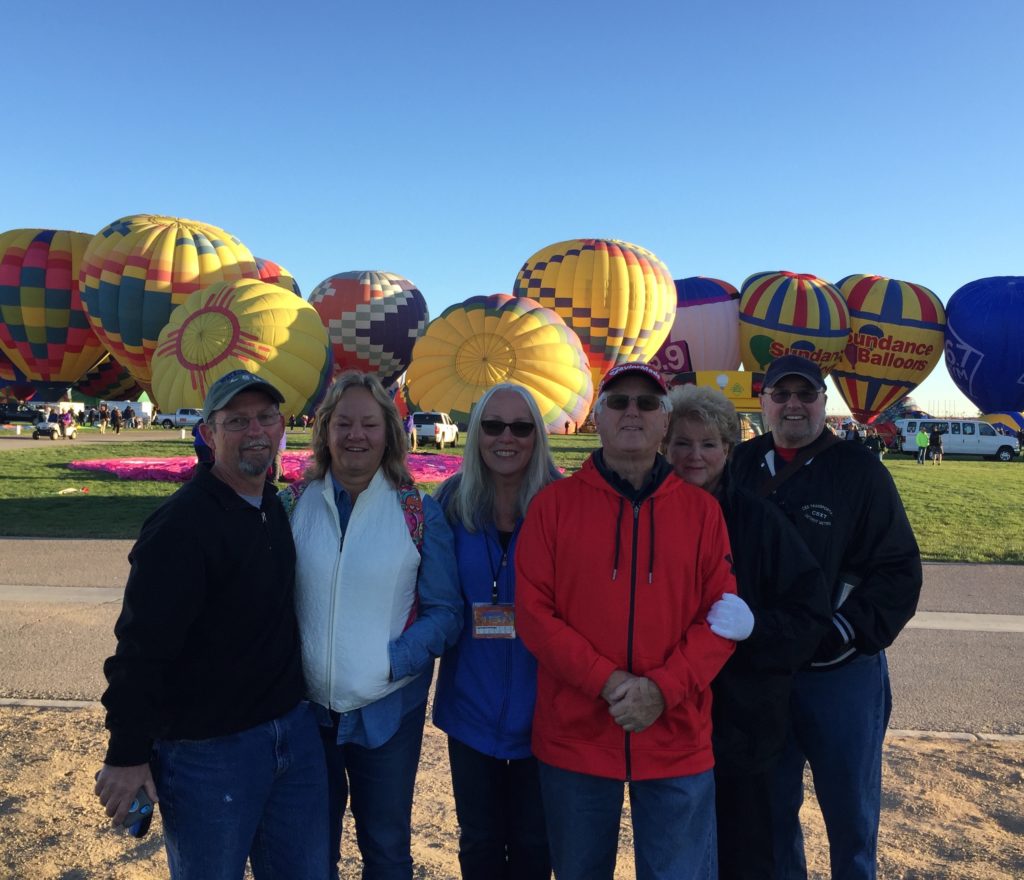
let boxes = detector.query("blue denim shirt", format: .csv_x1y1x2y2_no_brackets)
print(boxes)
317,473,462,748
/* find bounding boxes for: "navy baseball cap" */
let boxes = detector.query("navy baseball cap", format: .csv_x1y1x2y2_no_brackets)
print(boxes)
203,370,285,421
762,355,827,392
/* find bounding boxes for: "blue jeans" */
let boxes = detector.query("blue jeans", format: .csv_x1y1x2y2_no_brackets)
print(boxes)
320,699,427,879
539,762,716,880
447,736,551,879
154,701,329,880
772,652,893,880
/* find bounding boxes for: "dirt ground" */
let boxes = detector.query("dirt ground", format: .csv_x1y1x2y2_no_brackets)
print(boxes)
1,705,1021,879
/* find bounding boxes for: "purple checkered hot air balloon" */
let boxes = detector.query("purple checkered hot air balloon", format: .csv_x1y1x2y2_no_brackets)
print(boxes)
308,271,429,386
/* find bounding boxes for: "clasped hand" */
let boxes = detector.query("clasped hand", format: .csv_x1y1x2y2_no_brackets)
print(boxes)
601,670,665,733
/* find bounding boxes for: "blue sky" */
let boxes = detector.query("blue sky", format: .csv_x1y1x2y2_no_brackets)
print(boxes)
4,0,1021,416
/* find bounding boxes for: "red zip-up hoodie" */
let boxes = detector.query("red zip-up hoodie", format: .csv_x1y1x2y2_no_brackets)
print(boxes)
515,454,736,781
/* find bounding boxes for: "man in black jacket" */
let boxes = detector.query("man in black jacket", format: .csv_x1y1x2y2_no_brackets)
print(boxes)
95,370,328,879
730,355,922,880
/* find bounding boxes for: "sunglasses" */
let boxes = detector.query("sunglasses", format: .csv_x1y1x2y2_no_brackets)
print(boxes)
216,411,282,432
603,393,663,412
480,419,536,438
763,389,822,404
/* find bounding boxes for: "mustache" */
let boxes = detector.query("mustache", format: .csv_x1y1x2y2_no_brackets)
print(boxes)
240,440,270,451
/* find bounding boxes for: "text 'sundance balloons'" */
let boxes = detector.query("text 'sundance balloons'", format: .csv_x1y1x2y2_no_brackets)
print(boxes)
75,354,144,402
150,278,331,417
255,256,302,297
831,275,946,423
739,271,850,376
406,294,593,430
0,228,105,386
513,239,675,388
79,215,261,390
649,277,740,374
309,271,429,387
944,277,1024,413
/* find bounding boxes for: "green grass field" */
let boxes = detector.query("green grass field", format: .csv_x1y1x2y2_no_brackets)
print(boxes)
1,429,1021,563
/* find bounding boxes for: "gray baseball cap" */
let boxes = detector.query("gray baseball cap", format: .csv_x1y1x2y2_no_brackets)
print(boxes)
203,370,285,421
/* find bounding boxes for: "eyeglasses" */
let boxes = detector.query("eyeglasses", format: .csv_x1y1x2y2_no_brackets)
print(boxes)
763,389,822,404
215,411,282,432
480,419,536,438
603,393,664,412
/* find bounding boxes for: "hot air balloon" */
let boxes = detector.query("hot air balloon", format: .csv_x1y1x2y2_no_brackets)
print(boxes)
79,214,261,390
150,278,331,418
75,354,144,401
0,348,34,400
405,294,593,430
512,238,675,388
830,275,946,423
255,256,302,296
649,277,740,375
739,271,850,377
944,277,1024,413
308,270,429,386
0,228,106,387
981,411,1024,436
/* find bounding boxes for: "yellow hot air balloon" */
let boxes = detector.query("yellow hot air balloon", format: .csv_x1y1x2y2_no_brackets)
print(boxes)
513,238,675,388
79,214,261,390
150,278,331,417
405,294,593,430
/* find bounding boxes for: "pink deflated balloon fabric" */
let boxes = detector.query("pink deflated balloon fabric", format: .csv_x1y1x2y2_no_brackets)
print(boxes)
69,451,464,484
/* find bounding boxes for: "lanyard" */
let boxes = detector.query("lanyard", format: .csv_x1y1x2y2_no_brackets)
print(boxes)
483,522,520,604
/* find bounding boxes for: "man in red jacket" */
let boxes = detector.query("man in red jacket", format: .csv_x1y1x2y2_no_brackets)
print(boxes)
515,362,738,880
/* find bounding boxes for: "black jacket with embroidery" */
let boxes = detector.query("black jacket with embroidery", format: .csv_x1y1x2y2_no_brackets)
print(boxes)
101,464,305,765
729,431,922,667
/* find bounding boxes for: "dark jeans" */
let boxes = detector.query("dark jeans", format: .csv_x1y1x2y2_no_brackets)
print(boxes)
320,699,427,880
715,767,774,880
447,736,551,880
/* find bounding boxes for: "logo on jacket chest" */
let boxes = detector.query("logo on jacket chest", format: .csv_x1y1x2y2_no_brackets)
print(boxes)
801,503,833,527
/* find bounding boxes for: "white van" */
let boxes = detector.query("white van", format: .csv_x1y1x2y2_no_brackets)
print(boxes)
894,418,1019,462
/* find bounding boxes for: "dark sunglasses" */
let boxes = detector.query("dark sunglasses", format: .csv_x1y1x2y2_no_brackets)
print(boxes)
603,393,663,412
480,419,536,438
763,389,822,404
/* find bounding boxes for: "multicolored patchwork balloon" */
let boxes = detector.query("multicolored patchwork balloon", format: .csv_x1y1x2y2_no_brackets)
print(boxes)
0,348,34,400
406,294,593,430
308,270,429,386
79,215,261,390
944,277,1024,413
0,228,105,386
513,239,675,388
150,278,331,417
739,271,850,376
75,354,144,401
255,256,301,297
831,275,946,423
649,277,740,374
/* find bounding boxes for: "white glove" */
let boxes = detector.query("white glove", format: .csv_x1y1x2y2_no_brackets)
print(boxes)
707,593,754,641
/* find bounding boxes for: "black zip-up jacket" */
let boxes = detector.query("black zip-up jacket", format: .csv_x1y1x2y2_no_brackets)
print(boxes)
730,431,922,667
102,464,305,765
710,474,831,775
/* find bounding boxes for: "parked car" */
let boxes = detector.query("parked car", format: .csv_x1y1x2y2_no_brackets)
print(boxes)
157,408,204,429
412,411,459,448
0,403,44,424
893,418,1020,462
32,418,77,440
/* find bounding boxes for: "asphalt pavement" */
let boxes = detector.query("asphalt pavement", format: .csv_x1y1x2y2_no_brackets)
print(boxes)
0,538,1021,736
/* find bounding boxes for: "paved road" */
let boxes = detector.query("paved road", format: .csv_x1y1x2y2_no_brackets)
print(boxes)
0,539,1021,734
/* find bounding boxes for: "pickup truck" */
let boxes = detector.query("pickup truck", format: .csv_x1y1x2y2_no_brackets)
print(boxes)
0,403,44,424
413,412,459,448
156,408,204,429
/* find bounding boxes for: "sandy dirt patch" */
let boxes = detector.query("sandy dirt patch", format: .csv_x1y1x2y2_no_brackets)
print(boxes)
1,706,1021,879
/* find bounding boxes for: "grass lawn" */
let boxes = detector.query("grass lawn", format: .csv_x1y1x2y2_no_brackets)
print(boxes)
1,429,1021,563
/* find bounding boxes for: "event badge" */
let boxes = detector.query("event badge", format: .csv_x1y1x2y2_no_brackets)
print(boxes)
472,602,516,639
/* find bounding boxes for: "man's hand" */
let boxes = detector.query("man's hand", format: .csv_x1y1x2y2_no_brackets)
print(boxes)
95,763,157,827
607,677,665,733
600,669,636,704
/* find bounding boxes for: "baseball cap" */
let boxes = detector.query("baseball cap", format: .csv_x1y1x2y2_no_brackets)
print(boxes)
598,362,669,396
203,370,285,421
762,355,827,392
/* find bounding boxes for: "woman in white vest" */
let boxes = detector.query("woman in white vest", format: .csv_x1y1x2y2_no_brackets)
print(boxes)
281,371,462,880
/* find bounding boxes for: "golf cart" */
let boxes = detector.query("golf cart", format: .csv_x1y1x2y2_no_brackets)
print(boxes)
32,418,77,440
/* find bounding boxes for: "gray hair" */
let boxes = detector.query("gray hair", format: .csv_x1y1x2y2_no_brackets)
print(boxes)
667,384,741,448
442,383,560,532
305,371,412,487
